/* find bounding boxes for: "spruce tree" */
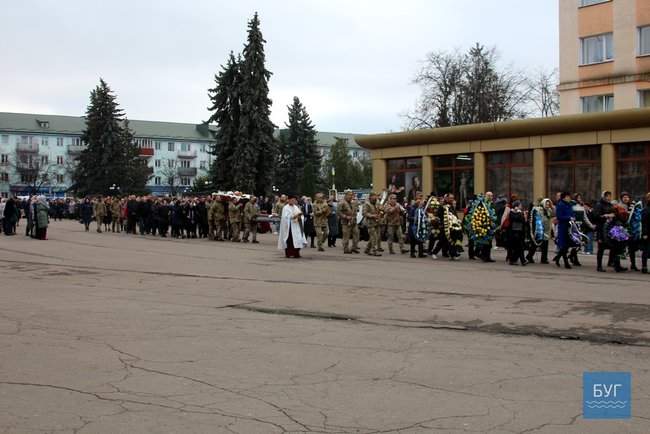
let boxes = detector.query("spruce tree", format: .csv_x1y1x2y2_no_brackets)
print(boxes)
237,12,276,195
207,52,241,191
73,79,149,196
275,97,321,196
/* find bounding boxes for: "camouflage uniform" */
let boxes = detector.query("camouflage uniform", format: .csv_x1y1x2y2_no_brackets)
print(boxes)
385,202,407,254
363,200,381,256
338,198,360,253
313,198,330,251
243,201,259,243
93,199,106,233
229,201,242,242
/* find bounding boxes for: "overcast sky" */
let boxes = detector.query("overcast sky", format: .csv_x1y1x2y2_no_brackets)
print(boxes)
1,1,558,134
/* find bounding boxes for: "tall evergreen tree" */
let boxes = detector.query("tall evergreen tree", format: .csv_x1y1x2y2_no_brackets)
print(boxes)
275,97,321,195
73,79,149,196
237,12,276,195
207,52,241,190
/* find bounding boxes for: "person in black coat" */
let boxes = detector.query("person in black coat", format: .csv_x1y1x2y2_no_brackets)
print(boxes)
3,197,18,235
506,201,528,266
196,198,208,238
158,199,170,237
641,193,650,274
126,196,138,234
592,191,617,272
79,198,93,232
301,197,316,248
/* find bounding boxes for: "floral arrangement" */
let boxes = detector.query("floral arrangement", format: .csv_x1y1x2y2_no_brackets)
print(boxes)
628,201,642,241
466,196,496,245
607,224,630,243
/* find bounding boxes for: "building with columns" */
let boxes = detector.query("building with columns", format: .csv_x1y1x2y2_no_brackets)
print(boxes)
356,108,650,207
559,0,650,114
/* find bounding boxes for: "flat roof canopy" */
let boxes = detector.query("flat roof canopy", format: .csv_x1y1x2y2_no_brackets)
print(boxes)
355,108,650,150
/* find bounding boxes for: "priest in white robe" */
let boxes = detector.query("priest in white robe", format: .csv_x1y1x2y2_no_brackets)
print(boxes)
277,195,307,258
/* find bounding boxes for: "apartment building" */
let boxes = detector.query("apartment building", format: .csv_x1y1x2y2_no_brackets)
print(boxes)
559,0,650,114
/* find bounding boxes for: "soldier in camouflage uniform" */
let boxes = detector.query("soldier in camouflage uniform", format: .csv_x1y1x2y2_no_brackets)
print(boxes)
243,196,259,243
111,197,122,233
363,192,382,256
384,194,408,254
338,191,360,254
313,193,330,252
209,195,226,241
229,197,242,242
93,196,106,233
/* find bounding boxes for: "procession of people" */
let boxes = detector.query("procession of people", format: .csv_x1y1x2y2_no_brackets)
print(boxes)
2,187,649,274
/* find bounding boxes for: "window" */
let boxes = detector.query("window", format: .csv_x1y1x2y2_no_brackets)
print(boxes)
433,154,474,210
155,141,161,150
581,94,614,113
181,143,191,152
200,144,206,153
486,151,533,203
154,176,161,185
640,90,650,108
1,154,8,164
56,156,64,165
40,155,49,166
386,157,423,204
180,160,191,168
639,26,650,55
56,137,64,147
200,160,206,169
352,151,358,158
41,137,48,146
547,146,601,203
56,174,64,183
580,33,613,65
181,177,191,186
580,0,609,6
155,159,161,168
168,142,175,152
0,173,8,182
71,137,81,146
168,159,175,168
617,143,650,201
1,135,8,144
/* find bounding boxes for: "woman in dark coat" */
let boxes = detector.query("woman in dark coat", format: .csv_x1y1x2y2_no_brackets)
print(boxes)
79,198,93,231
553,192,574,269
505,201,527,266
3,197,18,235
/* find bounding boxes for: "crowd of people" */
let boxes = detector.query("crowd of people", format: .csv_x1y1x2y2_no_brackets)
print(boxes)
1,188,649,274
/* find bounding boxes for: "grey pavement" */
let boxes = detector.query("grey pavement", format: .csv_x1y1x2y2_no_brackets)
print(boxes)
0,220,649,433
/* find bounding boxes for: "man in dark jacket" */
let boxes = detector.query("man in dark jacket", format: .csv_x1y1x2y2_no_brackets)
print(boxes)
641,193,650,274
592,191,615,272
126,196,138,234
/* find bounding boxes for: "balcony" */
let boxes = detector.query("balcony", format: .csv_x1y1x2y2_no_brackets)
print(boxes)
177,149,197,159
177,167,197,177
17,143,39,153
67,144,85,155
139,147,154,157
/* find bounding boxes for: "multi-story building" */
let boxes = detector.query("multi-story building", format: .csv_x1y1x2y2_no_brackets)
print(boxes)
0,112,367,198
559,0,650,114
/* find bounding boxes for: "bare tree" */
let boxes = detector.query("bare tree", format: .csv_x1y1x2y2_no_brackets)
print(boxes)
9,151,60,196
526,68,560,117
159,164,181,197
405,44,530,130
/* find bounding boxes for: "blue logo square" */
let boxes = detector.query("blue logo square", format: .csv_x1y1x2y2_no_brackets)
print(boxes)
583,372,631,419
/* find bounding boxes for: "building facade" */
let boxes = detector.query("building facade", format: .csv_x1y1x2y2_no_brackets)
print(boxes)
559,0,650,114
357,109,650,207
0,112,366,198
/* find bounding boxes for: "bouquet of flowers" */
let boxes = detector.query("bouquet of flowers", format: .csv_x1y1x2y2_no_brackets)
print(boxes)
607,223,630,244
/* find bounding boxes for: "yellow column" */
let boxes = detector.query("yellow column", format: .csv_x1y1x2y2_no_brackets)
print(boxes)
473,152,486,194
601,143,616,195
422,156,432,195
533,148,546,200
371,158,387,193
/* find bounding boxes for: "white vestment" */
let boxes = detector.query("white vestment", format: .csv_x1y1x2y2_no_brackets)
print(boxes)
277,204,307,250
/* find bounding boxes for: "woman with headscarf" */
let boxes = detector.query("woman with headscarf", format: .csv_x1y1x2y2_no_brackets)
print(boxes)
34,195,50,240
